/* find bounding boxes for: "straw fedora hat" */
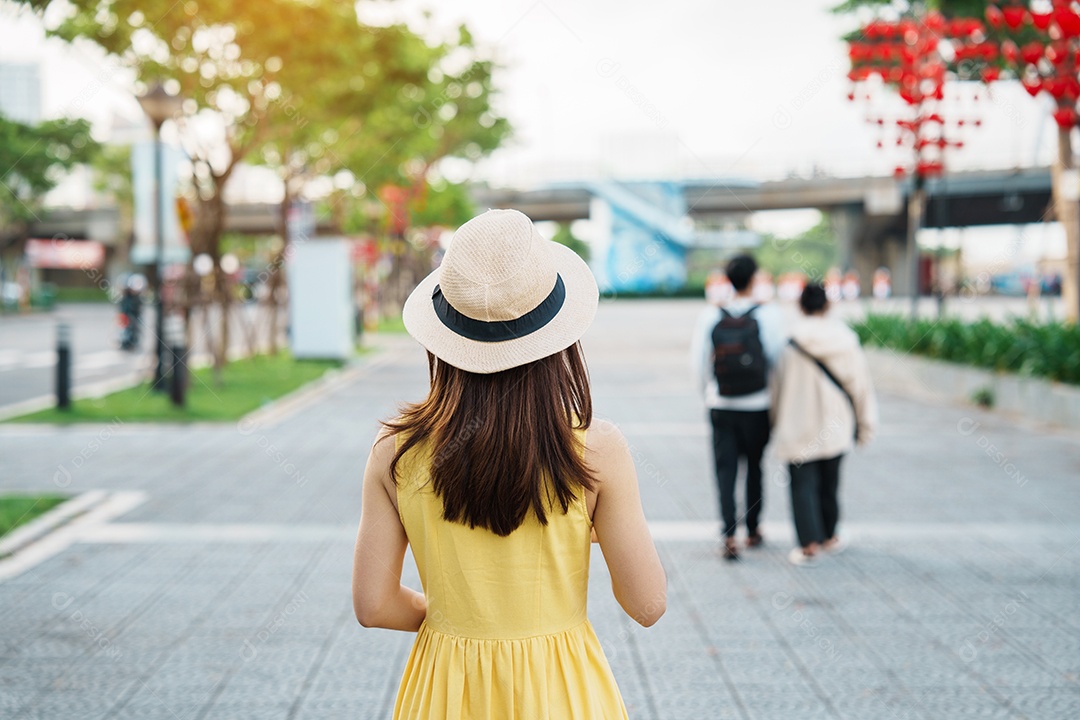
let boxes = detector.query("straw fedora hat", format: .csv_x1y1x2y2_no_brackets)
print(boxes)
402,209,598,374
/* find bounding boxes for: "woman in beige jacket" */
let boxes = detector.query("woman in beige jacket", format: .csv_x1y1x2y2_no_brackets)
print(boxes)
770,283,878,566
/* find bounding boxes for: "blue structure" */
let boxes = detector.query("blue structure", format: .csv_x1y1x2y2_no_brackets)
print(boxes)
582,180,693,294
568,180,756,294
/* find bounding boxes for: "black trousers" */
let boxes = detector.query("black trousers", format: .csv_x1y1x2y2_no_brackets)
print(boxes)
788,455,844,548
710,409,771,539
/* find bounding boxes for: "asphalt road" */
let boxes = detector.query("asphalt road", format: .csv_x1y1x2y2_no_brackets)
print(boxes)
0,305,149,410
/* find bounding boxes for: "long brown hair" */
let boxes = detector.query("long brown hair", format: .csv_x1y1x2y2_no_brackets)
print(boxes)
383,343,595,537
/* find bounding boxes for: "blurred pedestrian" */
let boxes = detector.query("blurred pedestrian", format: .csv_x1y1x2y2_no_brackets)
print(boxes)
751,269,776,303
824,267,843,303
118,275,145,351
352,209,666,719
777,271,805,303
770,283,878,566
872,267,892,299
705,269,733,306
692,254,786,561
842,270,861,301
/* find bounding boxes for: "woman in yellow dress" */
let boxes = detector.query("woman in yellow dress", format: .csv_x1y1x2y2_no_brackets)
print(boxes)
352,209,667,719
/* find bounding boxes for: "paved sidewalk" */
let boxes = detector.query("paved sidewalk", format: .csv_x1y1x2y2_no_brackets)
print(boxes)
1,299,1078,719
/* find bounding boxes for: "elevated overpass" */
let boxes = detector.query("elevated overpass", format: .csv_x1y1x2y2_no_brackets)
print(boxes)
471,168,1051,225
471,168,1052,294
27,203,339,243
26,167,1052,295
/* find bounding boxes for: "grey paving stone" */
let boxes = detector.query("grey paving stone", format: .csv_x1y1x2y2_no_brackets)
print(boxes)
1,301,1078,717
200,700,294,720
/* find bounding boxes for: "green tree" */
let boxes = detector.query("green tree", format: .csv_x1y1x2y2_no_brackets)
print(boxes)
0,114,99,249
552,223,590,262
254,19,510,326
755,217,839,279
409,180,476,230
17,0,509,364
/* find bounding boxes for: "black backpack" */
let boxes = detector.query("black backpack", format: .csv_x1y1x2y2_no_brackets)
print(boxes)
711,306,767,396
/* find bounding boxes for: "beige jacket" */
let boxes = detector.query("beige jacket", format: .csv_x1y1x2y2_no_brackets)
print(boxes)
769,315,878,463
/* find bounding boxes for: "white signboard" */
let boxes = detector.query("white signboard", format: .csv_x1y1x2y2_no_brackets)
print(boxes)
287,238,355,360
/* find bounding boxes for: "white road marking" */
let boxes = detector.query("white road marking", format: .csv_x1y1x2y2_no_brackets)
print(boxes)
0,491,148,581
21,351,56,369
0,350,19,370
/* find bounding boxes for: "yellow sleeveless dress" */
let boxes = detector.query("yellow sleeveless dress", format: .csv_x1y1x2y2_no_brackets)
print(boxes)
393,431,629,719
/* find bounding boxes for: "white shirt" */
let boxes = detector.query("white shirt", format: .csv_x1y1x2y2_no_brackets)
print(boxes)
691,297,787,411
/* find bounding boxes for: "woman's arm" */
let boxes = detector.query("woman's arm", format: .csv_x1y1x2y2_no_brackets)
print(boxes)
589,420,667,627
351,432,426,631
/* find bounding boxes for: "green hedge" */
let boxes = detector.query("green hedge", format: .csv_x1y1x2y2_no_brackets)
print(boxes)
852,314,1080,386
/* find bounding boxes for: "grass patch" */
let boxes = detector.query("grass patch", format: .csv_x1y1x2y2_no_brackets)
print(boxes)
6,353,343,424
0,494,69,538
375,315,407,334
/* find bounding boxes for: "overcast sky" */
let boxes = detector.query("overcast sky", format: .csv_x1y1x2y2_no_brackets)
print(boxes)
389,0,1058,186
0,0,1067,254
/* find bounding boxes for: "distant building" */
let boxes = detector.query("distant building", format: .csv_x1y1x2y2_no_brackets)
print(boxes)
0,63,42,124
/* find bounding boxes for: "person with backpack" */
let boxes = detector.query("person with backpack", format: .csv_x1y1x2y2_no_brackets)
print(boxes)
692,254,786,561
770,283,878,566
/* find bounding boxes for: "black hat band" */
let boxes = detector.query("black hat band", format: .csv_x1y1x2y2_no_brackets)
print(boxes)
432,274,566,343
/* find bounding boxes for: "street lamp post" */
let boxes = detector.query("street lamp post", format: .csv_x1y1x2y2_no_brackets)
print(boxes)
137,82,183,392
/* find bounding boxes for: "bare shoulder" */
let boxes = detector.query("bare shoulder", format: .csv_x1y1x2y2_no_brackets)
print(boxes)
586,418,628,452
371,426,397,459
585,419,634,482
366,427,397,490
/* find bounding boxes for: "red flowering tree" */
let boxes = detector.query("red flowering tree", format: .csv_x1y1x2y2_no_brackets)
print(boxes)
845,11,985,306
839,0,1080,321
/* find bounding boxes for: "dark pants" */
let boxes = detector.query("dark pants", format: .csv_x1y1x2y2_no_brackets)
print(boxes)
710,409,771,539
788,455,844,548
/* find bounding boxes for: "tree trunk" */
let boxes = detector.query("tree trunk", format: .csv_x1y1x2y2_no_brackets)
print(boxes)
1053,126,1080,323
190,191,228,380
268,185,291,356
214,264,230,381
